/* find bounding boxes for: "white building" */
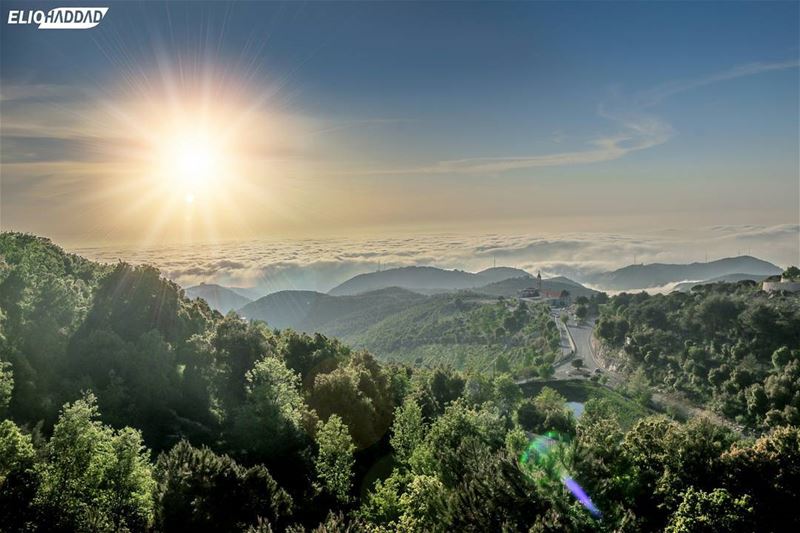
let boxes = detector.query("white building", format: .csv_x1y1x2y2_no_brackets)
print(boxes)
762,275,800,293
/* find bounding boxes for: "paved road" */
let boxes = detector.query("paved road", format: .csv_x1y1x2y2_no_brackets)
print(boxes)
565,318,624,385
515,310,606,384
550,318,599,380
567,320,598,370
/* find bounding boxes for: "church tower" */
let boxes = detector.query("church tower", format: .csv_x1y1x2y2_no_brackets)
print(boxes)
537,271,542,291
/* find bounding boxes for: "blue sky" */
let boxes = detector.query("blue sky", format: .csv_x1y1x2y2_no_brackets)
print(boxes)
1,1,798,247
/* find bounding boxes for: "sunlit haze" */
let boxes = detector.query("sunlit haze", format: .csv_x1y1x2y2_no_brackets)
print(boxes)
2,1,798,272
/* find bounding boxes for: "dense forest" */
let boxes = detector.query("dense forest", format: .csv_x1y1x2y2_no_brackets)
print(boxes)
596,282,800,430
239,289,562,374
1,233,799,532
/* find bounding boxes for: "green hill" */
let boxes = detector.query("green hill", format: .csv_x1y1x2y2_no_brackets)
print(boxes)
474,275,598,298
239,290,331,329
239,287,426,335
328,265,530,295
348,292,562,372
186,283,253,313
241,286,562,373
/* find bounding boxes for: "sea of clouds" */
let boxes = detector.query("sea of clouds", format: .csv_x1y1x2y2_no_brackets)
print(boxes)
72,224,799,297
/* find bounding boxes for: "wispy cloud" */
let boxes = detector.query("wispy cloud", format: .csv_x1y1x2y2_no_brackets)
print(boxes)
373,114,672,175
637,59,800,107
370,59,798,176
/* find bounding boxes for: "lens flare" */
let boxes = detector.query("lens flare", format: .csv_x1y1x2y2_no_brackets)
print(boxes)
519,431,602,518
562,476,602,517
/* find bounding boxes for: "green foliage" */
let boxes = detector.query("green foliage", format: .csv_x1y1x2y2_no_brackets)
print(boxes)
315,415,356,502
721,425,800,532
155,440,292,532
783,266,800,281
492,373,522,414
444,443,546,532
772,345,791,369
462,372,493,406
619,416,737,531
307,351,394,449
390,399,425,466
357,470,409,528
232,356,312,459
624,367,652,406
520,379,653,429
0,359,12,414
516,387,575,435
665,488,753,533
212,315,277,408
597,283,800,429
351,295,559,373
410,400,505,487
0,233,106,423
34,392,156,532
2,233,800,532
408,366,466,419
80,262,213,345
278,330,350,386
396,475,447,532
0,419,38,530
0,419,34,484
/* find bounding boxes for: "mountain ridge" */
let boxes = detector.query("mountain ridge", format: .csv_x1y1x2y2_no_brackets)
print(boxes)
586,255,781,291
328,265,530,296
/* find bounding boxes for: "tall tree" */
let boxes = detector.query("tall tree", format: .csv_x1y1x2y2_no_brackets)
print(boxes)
34,393,156,532
232,356,312,459
315,415,356,503
391,398,425,466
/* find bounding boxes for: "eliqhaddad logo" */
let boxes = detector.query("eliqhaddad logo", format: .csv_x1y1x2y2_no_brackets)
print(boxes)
7,7,108,29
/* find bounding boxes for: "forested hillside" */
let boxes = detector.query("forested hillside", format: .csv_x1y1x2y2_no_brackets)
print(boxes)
241,289,561,374
596,281,800,430
350,293,561,374
1,233,799,532
327,265,530,296
239,287,426,335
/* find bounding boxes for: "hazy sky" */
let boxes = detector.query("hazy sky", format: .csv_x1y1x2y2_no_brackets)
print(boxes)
1,1,798,250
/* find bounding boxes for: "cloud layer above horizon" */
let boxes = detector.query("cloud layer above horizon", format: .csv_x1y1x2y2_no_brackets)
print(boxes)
71,224,800,296
1,2,798,244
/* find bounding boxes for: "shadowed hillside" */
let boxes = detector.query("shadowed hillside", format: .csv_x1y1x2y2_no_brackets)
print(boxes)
239,287,425,334
475,275,598,298
328,265,529,296
186,283,253,313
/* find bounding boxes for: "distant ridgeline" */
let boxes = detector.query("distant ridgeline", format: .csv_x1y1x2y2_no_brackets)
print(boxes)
1,232,800,532
185,265,597,372
586,256,782,291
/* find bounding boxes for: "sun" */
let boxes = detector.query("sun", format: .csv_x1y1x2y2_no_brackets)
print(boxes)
99,69,289,243
158,129,225,202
